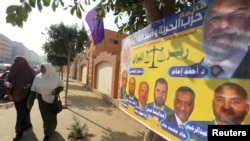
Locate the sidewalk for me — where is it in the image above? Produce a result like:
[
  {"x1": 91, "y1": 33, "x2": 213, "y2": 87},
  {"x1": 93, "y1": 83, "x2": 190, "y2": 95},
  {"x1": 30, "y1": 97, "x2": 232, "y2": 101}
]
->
[{"x1": 0, "y1": 78, "x2": 146, "y2": 141}]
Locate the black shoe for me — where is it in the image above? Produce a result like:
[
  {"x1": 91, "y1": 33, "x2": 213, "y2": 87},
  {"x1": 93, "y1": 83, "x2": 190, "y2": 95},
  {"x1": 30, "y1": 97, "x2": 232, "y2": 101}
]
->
[
  {"x1": 13, "y1": 133, "x2": 23, "y2": 141},
  {"x1": 43, "y1": 135, "x2": 49, "y2": 141}
]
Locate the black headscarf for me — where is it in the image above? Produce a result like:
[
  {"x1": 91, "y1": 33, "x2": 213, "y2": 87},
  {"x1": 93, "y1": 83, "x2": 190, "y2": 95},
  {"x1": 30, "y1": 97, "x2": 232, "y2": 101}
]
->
[{"x1": 7, "y1": 56, "x2": 37, "y2": 102}]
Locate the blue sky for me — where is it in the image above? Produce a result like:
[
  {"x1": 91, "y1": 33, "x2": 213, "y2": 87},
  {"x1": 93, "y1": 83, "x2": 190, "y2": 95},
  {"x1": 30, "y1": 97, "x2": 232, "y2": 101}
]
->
[{"x1": 0, "y1": 1, "x2": 125, "y2": 55}]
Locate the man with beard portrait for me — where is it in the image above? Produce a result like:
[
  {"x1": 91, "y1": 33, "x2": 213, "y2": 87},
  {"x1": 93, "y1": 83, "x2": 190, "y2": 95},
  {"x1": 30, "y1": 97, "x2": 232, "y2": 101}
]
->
[
  {"x1": 196, "y1": 82, "x2": 249, "y2": 125},
  {"x1": 126, "y1": 77, "x2": 139, "y2": 106},
  {"x1": 145, "y1": 77, "x2": 173, "y2": 121},
  {"x1": 120, "y1": 70, "x2": 128, "y2": 99},
  {"x1": 195, "y1": 0, "x2": 250, "y2": 79},
  {"x1": 144, "y1": 78, "x2": 173, "y2": 141}
]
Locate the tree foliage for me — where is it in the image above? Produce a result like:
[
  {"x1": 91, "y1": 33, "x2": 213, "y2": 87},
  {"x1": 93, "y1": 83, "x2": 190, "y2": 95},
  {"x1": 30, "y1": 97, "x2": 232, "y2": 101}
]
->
[
  {"x1": 6, "y1": 0, "x2": 199, "y2": 34},
  {"x1": 42, "y1": 22, "x2": 89, "y2": 67},
  {"x1": 42, "y1": 22, "x2": 89, "y2": 108}
]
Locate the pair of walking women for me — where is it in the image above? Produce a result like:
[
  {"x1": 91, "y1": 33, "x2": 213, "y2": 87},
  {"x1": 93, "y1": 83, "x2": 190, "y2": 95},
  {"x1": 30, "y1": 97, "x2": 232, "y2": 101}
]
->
[{"x1": 6, "y1": 56, "x2": 64, "y2": 141}]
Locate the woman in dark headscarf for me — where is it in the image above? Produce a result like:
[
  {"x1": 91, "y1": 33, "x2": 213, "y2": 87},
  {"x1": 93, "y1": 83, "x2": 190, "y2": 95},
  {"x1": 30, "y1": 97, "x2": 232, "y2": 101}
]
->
[{"x1": 5, "y1": 56, "x2": 37, "y2": 141}]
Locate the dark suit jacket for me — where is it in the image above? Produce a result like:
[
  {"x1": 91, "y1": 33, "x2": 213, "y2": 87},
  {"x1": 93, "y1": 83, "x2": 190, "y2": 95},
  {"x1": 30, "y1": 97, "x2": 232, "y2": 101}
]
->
[
  {"x1": 120, "y1": 87, "x2": 127, "y2": 99},
  {"x1": 166, "y1": 113, "x2": 178, "y2": 126},
  {"x1": 146, "y1": 102, "x2": 173, "y2": 116},
  {"x1": 165, "y1": 114, "x2": 207, "y2": 141},
  {"x1": 126, "y1": 95, "x2": 139, "y2": 106},
  {"x1": 231, "y1": 49, "x2": 250, "y2": 79},
  {"x1": 186, "y1": 120, "x2": 211, "y2": 141},
  {"x1": 192, "y1": 49, "x2": 250, "y2": 79}
]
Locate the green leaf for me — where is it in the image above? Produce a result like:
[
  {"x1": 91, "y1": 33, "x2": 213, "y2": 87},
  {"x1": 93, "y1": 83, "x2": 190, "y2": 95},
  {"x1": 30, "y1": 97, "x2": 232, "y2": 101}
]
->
[
  {"x1": 63, "y1": 7, "x2": 68, "y2": 10},
  {"x1": 52, "y1": 0, "x2": 57, "y2": 11},
  {"x1": 84, "y1": 0, "x2": 90, "y2": 5},
  {"x1": 98, "y1": 8, "x2": 105, "y2": 17},
  {"x1": 15, "y1": 6, "x2": 27, "y2": 24},
  {"x1": 21, "y1": 6, "x2": 29, "y2": 21},
  {"x1": 37, "y1": 0, "x2": 43, "y2": 11},
  {"x1": 114, "y1": 16, "x2": 118, "y2": 24},
  {"x1": 6, "y1": 5, "x2": 18, "y2": 14},
  {"x1": 16, "y1": 6, "x2": 22, "y2": 16},
  {"x1": 29, "y1": 0, "x2": 36, "y2": 8},
  {"x1": 79, "y1": 4, "x2": 85, "y2": 12},
  {"x1": 16, "y1": 16, "x2": 23, "y2": 28},
  {"x1": 6, "y1": 13, "x2": 16, "y2": 24},
  {"x1": 67, "y1": 5, "x2": 73, "y2": 8},
  {"x1": 70, "y1": 6, "x2": 75, "y2": 16},
  {"x1": 76, "y1": 8, "x2": 82, "y2": 19},
  {"x1": 59, "y1": 0, "x2": 64, "y2": 7},
  {"x1": 24, "y1": 2, "x2": 32, "y2": 13},
  {"x1": 11, "y1": 21, "x2": 17, "y2": 26},
  {"x1": 43, "y1": 0, "x2": 51, "y2": 7}
]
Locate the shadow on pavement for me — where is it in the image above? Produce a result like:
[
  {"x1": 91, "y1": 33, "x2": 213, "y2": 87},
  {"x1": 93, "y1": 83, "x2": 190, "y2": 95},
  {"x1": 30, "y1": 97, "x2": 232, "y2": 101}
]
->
[
  {"x1": 66, "y1": 94, "x2": 114, "y2": 115},
  {"x1": 49, "y1": 131, "x2": 66, "y2": 141},
  {"x1": 68, "y1": 109, "x2": 144, "y2": 141},
  {"x1": 67, "y1": 84, "x2": 90, "y2": 92},
  {"x1": 100, "y1": 129, "x2": 144, "y2": 141},
  {"x1": 63, "y1": 79, "x2": 145, "y2": 141},
  {"x1": 1, "y1": 78, "x2": 146, "y2": 141},
  {"x1": 14, "y1": 128, "x2": 39, "y2": 141}
]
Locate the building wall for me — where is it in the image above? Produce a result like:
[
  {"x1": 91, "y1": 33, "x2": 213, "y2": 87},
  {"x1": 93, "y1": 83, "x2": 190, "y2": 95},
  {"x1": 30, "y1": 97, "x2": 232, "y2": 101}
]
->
[
  {"x1": 0, "y1": 34, "x2": 12, "y2": 63},
  {"x1": 0, "y1": 34, "x2": 43, "y2": 65},
  {"x1": 78, "y1": 29, "x2": 128, "y2": 100},
  {"x1": 93, "y1": 52, "x2": 120, "y2": 98}
]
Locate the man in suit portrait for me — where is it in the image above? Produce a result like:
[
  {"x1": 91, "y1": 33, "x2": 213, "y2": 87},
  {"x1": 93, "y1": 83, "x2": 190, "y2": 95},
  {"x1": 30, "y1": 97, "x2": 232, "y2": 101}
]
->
[
  {"x1": 197, "y1": 0, "x2": 250, "y2": 79},
  {"x1": 211, "y1": 82, "x2": 249, "y2": 125},
  {"x1": 120, "y1": 69, "x2": 128, "y2": 99},
  {"x1": 167, "y1": 86, "x2": 195, "y2": 128},
  {"x1": 146, "y1": 77, "x2": 173, "y2": 118},
  {"x1": 144, "y1": 78, "x2": 173, "y2": 141},
  {"x1": 126, "y1": 77, "x2": 139, "y2": 106},
  {"x1": 138, "y1": 81, "x2": 149, "y2": 109},
  {"x1": 187, "y1": 82, "x2": 249, "y2": 141},
  {"x1": 195, "y1": 82, "x2": 249, "y2": 126}
]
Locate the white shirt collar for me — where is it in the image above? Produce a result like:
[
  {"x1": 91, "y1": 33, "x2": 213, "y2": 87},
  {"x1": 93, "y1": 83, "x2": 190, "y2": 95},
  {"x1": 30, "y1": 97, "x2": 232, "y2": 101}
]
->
[{"x1": 174, "y1": 113, "x2": 185, "y2": 126}]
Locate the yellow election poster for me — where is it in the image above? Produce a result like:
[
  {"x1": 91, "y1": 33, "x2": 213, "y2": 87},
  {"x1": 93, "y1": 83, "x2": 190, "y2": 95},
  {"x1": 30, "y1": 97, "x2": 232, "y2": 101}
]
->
[{"x1": 119, "y1": 0, "x2": 250, "y2": 141}]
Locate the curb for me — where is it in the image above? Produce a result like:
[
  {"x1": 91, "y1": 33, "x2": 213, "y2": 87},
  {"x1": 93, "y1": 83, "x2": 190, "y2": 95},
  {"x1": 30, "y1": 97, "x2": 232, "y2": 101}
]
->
[{"x1": 0, "y1": 101, "x2": 14, "y2": 109}]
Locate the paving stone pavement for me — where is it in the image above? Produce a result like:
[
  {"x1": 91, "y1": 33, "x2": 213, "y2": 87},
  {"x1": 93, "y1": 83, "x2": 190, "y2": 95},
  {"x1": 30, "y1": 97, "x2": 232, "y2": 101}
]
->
[{"x1": 0, "y1": 78, "x2": 146, "y2": 141}]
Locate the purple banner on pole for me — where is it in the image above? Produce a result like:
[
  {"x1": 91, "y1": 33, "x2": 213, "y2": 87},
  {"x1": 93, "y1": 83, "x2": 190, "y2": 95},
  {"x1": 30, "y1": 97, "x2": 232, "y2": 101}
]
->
[{"x1": 85, "y1": 3, "x2": 104, "y2": 45}]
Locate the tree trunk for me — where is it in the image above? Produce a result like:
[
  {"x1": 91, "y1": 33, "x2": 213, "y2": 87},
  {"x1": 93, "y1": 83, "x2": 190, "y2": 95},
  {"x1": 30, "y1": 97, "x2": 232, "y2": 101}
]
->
[
  {"x1": 64, "y1": 42, "x2": 72, "y2": 109},
  {"x1": 142, "y1": 1, "x2": 175, "y2": 140},
  {"x1": 142, "y1": 0, "x2": 175, "y2": 23},
  {"x1": 60, "y1": 66, "x2": 63, "y2": 79}
]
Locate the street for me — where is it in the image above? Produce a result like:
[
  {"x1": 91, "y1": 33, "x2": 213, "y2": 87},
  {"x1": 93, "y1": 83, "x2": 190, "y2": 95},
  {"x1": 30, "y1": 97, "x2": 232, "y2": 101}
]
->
[{"x1": 0, "y1": 78, "x2": 146, "y2": 141}]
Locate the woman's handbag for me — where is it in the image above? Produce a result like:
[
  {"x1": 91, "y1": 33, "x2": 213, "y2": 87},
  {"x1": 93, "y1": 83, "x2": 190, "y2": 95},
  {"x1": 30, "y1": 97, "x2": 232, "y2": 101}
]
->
[{"x1": 52, "y1": 95, "x2": 63, "y2": 113}]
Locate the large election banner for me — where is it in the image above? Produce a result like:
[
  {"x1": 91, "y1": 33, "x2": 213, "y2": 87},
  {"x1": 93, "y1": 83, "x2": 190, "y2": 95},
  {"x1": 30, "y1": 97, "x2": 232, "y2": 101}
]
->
[{"x1": 119, "y1": 0, "x2": 250, "y2": 141}]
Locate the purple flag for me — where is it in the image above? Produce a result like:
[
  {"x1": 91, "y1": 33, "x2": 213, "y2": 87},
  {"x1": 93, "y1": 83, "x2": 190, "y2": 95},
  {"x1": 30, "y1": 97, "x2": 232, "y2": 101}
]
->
[{"x1": 85, "y1": 3, "x2": 104, "y2": 45}]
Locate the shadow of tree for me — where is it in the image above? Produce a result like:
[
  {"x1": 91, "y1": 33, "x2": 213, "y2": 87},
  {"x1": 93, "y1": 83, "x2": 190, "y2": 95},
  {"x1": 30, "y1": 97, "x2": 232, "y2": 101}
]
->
[
  {"x1": 20, "y1": 128, "x2": 39, "y2": 141},
  {"x1": 67, "y1": 84, "x2": 90, "y2": 92},
  {"x1": 99, "y1": 128, "x2": 144, "y2": 141},
  {"x1": 49, "y1": 131, "x2": 66, "y2": 141},
  {"x1": 63, "y1": 82, "x2": 115, "y2": 115},
  {"x1": 66, "y1": 94, "x2": 114, "y2": 115},
  {"x1": 62, "y1": 79, "x2": 145, "y2": 141},
  {"x1": 68, "y1": 109, "x2": 144, "y2": 141}
]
